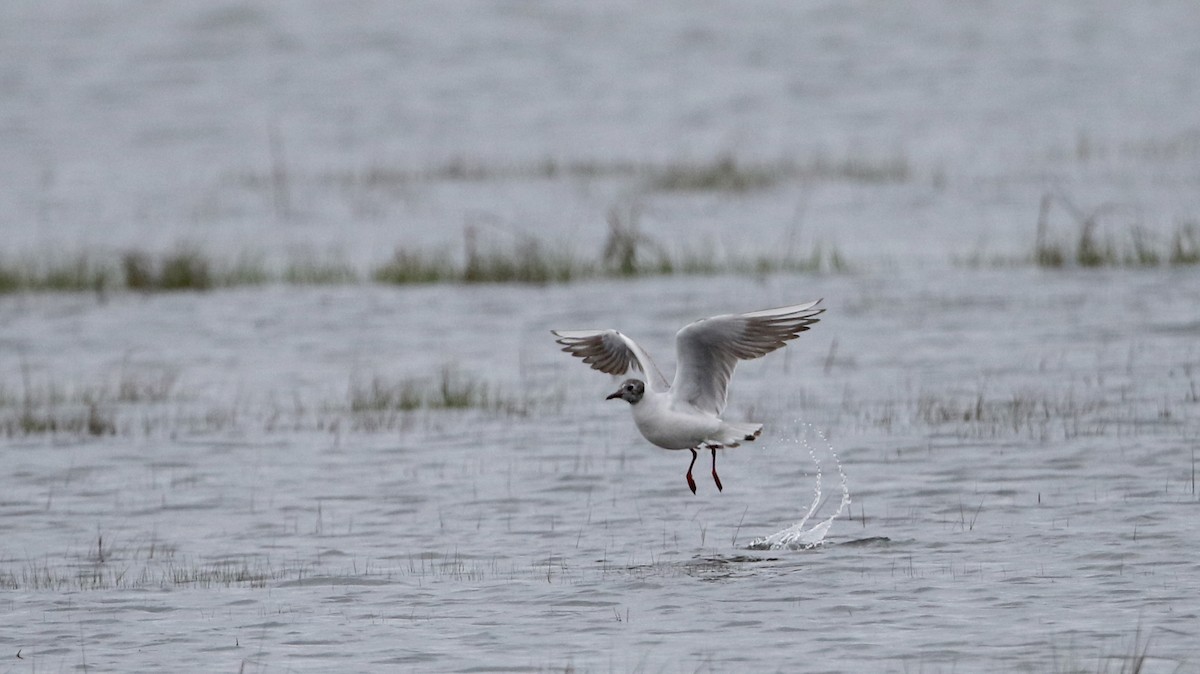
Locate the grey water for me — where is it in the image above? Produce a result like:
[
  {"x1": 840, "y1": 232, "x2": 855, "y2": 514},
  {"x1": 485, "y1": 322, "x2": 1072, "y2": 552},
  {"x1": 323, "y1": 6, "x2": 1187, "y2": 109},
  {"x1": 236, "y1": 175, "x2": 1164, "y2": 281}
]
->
[{"x1": 3, "y1": 2, "x2": 1200, "y2": 672}]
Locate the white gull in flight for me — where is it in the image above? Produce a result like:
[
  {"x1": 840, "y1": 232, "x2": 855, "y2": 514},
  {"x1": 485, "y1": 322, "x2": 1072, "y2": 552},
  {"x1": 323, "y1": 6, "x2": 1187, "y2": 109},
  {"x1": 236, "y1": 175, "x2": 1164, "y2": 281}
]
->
[{"x1": 552, "y1": 300, "x2": 824, "y2": 493}]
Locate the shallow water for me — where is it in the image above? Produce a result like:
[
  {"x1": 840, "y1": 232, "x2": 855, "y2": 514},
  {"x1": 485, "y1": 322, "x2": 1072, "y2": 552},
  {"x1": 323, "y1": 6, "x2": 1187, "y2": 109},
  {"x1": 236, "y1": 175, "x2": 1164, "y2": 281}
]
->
[
  {"x1": 3, "y1": 1, "x2": 1200, "y2": 672},
  {"x1": 3, "y1": 269, "x2": 1198, "y2": 672}
]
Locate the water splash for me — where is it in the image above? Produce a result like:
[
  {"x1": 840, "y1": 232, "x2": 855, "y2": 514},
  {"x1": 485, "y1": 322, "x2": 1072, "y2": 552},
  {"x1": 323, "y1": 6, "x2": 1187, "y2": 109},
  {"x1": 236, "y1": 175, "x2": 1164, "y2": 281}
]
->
[{"x1": 747, "y1": 422, "x2": 851, "y2": 550}]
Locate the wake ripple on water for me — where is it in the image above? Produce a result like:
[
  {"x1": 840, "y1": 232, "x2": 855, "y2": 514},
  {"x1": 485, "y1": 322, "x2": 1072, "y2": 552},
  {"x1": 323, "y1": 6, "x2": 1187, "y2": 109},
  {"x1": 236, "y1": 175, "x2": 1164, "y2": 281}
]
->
[{"x1": 747, "y1": 423, "x2": 852, "y2": 551}]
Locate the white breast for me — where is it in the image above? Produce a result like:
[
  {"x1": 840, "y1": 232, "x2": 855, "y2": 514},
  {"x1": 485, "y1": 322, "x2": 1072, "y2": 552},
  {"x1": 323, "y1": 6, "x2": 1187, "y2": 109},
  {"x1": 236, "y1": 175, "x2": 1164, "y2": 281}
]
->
[{"x1": 629, "y1": 391, "x2": 721, "y2": 450}]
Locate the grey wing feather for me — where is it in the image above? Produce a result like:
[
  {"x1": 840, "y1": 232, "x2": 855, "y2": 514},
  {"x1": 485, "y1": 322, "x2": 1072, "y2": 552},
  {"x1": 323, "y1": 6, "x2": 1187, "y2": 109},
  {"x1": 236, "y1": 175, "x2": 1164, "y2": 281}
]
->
[
  {"x1": 671, "y1": 300, "x2": 824, "y2": 414},
  {"x1": 551, "y1": 329, "x2": 669, "y2": 391}
]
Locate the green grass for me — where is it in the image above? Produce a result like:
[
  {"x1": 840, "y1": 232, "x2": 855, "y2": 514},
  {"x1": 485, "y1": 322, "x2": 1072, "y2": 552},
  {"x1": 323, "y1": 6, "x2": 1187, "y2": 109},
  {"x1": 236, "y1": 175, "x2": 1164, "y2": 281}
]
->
[
  {"x1": 1033, "y1": 221, "x2": 1200, "y2": 269},
  {"x1": 647, "y1": 155, "x2": 784, "y2": 191},
  {"x1": 348, "y1": 376, "x2": 425, "y2": 413},
  {"x1": 847, "y1": 378, "x2": 1187, "y2": 442},
  {"x1": 372, "y1": 213, "x2": 849, "y2": 286},
  {"x1": 959, "y1": 194, "x2": 1200, "y2": 270},
  {"x1": 348, "y1": 368, "x2": 519, "y2": 418},
  {"x1": 2, "y1": 364, "x2": 534, "y2": 438},
  {"x1": 0, "y1": 253, "x2": 114, "y2": 293},
  {"x1": 372, "y1": 248, "x2": 456, "y2": 284},
  {"x1": 0, "y1": 551, "x2": 276, "y2": 591},
  {"x1": 463, "y1": 236, "x2": 580, "y2": 284},
  {"x1": 1, "y1": 213, "x2": 849, "y2": 294},
  {"x1": 0, "y1": 237, "x2": 850, "y2": 292},
  {"x1": 284, "y1": 252, "x2": 360, "y2": 284},
  {"x1": 367, "y1": 226, "x2": 847, "y2": 287},
  {"x1": 644, "y1": 154, "x2": 910, "y2": 192},
  {"x1": 0, "y1": 366, "x2": 179, "y2": 437},
  {"x1": 124, "y1": 248, "x2": 223, "y2": 290},
  {"x1": 1169, "y1": 222, "x2": 1200, "y2": 264},
  {"x1": 0, "y1": 247, "x2": 342, "y2": 294},
  {"x1": 1031, "y1": 194, "x2": 1200, "y2": 269},
  {"x1": 0, "y1": 546, "x2": 542, "y2": 591},
  {"x1": 343, "y1": 367, "x2": 537, "y2": 431},
  {"x1": 320, "y1": 152, "x2": 913, "y2": 192},
  {"x1": 7, "y1": 403, "x2": 115, "y2": 436}
]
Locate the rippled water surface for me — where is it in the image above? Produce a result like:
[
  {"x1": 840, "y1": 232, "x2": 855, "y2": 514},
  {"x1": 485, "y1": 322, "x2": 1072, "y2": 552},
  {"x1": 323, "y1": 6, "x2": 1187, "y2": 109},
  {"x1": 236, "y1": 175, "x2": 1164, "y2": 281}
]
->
[
  {"x1": 4, "y1": 271, "x2": 1198, "y2": 672},
  {"x1": 3, "y1": 1, "x2": 1200, "y2": 672}
]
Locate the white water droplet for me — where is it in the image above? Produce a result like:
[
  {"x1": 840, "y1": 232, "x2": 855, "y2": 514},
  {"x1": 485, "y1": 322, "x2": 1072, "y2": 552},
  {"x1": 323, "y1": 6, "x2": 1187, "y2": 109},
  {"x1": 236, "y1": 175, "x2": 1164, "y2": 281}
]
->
[{"x1": 747, "y1": 422, "x2": 851, "y2": 550}]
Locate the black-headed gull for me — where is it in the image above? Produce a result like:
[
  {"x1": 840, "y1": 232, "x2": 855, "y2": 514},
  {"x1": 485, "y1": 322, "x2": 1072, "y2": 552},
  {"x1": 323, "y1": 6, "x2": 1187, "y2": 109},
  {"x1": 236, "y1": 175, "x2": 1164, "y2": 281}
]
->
[{"x1": 552, "y1": 300, "x2": 824, "y2": 493}]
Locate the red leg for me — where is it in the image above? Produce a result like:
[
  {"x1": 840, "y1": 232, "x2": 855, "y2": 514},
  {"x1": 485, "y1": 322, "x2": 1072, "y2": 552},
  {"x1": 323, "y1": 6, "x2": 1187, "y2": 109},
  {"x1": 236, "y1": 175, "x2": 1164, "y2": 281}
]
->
[
  {"x1": 686, "y1": 448, "x2": 698, "y2": 494},
  {"x1": 710, "y1": 447, "x2": 723, "y2": 492}
]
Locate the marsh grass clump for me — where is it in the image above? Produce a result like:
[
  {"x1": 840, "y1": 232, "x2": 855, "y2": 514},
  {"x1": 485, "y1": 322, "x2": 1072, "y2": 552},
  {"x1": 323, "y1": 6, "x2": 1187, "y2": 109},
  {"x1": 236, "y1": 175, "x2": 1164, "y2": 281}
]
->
[
  {"x1": 156, "y1": 249, "x2": 213, "y2": 290},
  {"x1": 642, "y1": 153, "x2": 911, "y2": 192},
  {"x1": 39, "y1": 253, "x2": 112, "y2": 292},
  {"x1": 284, "y1": 252, "x2": 360, "y2": 284},
  {"x1": 368, "y1": 229, "x2": 845, "y2": 286},
  {"x1": 730, "y1": 243, "x2": 851, "y2": 275},
  {"x1": 853, "y1": 383, "x2": 1147, "y2": 440},
  {"x1": 1030, "y1": 193, "x2": 1200, "y2": 269},
  {"x1": 123, "y1": 247, "x2": 214, "y2": 291},
  {"x1": 349, "y1": 377, "x2": 424, "y2": 413},
  {"x1": 220, "y1": 252, "x2": 271, "y2": 286},
  {"x1": 601, "y1": 208, "x2": 850, "y2": 278},
  {"x1": 0, "y1": 252, "x2": 114, "y2": 293},
  {"x1": 434, "y1": 368, "x2": 498, "y2": 409},
  {"x1": 602, "y1": 207, "x2": 671, "y2": 276},
  {"x1": 463, "y1": 226, "x2": 582, "y2": 284},
  {"x1": 121, "y1": 251, "x2": 155, "y2": 289},
  {"x1": 372, "y1": 249, "x2": 456, "y2": 285},
  {"x1": 1169, "y1": 222, "x2": 1200, "y2": 265},
  {"x1": 2, "y1": 365, "x2": 538, "y2": 437},
  {"x1": 168, "y1": 560, "x2": 271, "y2": 588},
  {"x1": 6, "y1": 402, "x2": 116, "y2": 437},
  {"x1": 4, "y1": 217, "x2": 851, "y2": 295},
  {"x1": 1, "y1": 366, "x2": 181, "y2": 437},
  {"x1": 1035, "y1": 220, "x2": 1200, "y2": 269},
  {"x1": 349, "y1": 368, "x2": 514, "y2": 414},
  {"x1": 124, "y1": 247, "x2": 275, "y2": 290},
  {"x1": 316, "y1": 152, "x2": 912, "y2": 193},
  {"x1": 345, "y1": 368, "x2": 526, "y2": 430},
  {"x1": 0, "y1": 552, "x2": 280, "y2": 591},
  {"x1": 0, "y1": 372, "x2": 116, "y2": 437},
  {"x1": 115, "y1": 366, "x2": 178, "y2": 403},
  {"x1": 1073, "y1": 220, "x2": 1117, "y2": 268},
  {"x1": 811, "y1": 154, "x2": 911, "y2": 184},
  {"x1": 372, "y1": 229, "x2": 585, "y2": 286},
  {"x1": 648, "y1": 155, "x2": 783, "y2": 192}
]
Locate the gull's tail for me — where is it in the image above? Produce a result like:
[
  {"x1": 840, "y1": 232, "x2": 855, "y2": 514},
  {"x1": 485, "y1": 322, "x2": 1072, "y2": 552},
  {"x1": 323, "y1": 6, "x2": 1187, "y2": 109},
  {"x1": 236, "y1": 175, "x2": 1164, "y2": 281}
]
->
[{"x1": 704, "y1": 421, "x2": 763, "y2": 449}]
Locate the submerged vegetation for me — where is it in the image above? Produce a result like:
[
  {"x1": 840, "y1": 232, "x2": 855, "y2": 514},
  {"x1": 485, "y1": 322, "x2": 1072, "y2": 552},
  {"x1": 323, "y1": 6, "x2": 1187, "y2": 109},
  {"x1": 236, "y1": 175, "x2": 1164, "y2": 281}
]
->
[
  {"x1": 847, "y1": 375, "x2": 1197, "y2": 442},
  {"x1": 639, "y1": 153, "x2": 910, "y2": 191},
  {"x1": 345, "y1": 367, "x2": 529, "y2": 431},
  {"x1": 0, "y1": 246, "x2": 278, "y2": 294},
  {"x1": 372, "y1": 210, "x2": 849, "y2": 286},
  {"x1": 0, "y1": 364, "x2": 176, "y2": 437},
  {"x1": 0, "y1": 542, "x2": 554, "y2": 592},
  {"x1": 1032, "y1": 194, "x2": 1200, "y2": 269},
  {"x1": 0, "y1": 214, "x2": 848, "y2": 294},
  {"x1": 1, "y1": 365, "x2": 534, "y2": 438},
  {"x1": 307, "y1": 152, "x2": 914, "y2": 193},
  {"x1": 960, "y1": 193, "x2": 1200, "y2": 270}
]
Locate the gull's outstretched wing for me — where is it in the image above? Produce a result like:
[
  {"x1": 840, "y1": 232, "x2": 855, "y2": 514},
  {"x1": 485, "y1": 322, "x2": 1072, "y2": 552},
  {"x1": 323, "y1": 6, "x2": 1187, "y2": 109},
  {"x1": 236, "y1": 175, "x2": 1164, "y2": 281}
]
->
[
  {"x1": 551, "y1": 329, "x2": 669, "y2": 391},
  {"x1": 671, "y1": 300, "x2": 824, "y2": 415}
]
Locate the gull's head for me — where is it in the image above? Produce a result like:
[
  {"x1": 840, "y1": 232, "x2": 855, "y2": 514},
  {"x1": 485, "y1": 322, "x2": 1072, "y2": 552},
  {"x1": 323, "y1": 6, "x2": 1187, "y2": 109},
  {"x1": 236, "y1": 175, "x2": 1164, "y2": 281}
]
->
[{"x1": 605, "y1": 378, "x2": 644, "y2": 405}]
